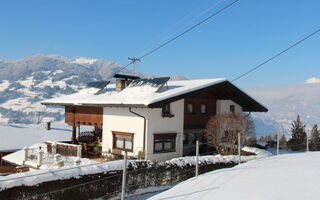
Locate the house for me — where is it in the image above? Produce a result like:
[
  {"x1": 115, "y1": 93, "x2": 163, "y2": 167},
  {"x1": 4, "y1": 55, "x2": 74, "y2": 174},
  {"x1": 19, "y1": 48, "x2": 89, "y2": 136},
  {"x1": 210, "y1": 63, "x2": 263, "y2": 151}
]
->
[{"x1": 41, "y1": 75, "x2": 267, "y2": 162}]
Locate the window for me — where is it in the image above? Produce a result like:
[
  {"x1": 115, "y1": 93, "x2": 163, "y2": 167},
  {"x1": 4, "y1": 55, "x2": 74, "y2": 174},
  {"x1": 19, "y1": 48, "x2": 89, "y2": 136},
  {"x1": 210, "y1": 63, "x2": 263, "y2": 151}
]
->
[
  {"x1": 200, "y1": 104, "x2": 206, "y2": 114},
  {"x1": 154, "y1": 133, "x2": 176, "y2": 153},
  {"x1": 187, "y1": 103, "x2": 194, "y2": 114},
  {"x1": 161, "y1": 103, "x2": 175, "y2": 118},
  {"x1": 162, "y1": 104, "x2": 170, "y2": 114},
  {"x1": 112, "y1": 131, "x2": 134, "y2": 152},
  {"x1": 230, "y1": 105, "x2": 235, "y2": 113}
]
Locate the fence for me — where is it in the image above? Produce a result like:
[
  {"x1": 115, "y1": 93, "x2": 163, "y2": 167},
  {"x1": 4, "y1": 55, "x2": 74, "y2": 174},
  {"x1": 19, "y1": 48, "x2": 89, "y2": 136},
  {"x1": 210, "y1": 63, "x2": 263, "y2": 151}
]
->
[
  {"x1": 45, "y1": 142, "x2": 81, "y2": 157},
  {"x1": 0, "y1": 140, "x2": 244, "y2": 200},
  {"x1": 0, "y1": 135, "x2": 288, "y2": 200},
  {"x1": 0, "y1": 159, "x2": 236, "y2": 200}
]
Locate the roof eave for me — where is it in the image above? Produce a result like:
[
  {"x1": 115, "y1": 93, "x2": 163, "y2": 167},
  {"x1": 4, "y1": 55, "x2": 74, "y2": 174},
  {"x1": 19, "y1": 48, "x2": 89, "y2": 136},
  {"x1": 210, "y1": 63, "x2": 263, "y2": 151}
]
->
[
  {"x1": 148, "y1": 80, "x2": 268, "y2": 112},
  {"x1": 41, "y1": 102, "x2": 148, "y2": 108}
]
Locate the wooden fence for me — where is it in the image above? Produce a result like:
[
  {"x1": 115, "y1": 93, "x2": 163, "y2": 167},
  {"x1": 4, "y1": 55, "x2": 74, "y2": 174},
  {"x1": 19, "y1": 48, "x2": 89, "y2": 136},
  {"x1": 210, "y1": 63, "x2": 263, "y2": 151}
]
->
[{"x1": 45, "y1": 142, "x2": 79, "y2": 157}]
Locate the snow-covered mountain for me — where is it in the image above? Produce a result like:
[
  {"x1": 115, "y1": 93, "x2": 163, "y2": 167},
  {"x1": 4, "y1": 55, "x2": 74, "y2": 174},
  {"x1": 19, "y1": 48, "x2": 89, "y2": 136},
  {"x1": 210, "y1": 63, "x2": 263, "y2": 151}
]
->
[
  {"x1": 1, "y1": 54, "x2": 317, "y2": 139},
  {"x1": 247, "y1": 80, "x2": 320, "y2": 138},
  {"x1": 0, "y1": 54, "x2": 187, "y2": 124}
]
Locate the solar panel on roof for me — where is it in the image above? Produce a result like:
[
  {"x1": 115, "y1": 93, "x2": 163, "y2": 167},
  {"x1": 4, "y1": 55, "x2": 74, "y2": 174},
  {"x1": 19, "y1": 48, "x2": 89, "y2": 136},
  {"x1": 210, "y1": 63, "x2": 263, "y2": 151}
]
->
[
  {"x1": 87, "y1": 81, "x2": 110, "y2": 89},
  {"x1": 128, "y1": 77, "x2": 170, "y2": 92}
]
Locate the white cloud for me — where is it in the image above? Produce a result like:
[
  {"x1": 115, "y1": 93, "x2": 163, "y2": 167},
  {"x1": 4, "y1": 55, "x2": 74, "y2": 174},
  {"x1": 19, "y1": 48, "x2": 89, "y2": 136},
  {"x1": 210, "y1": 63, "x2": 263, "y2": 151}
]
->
[{"x1": 305, "y1": 77, "x2": 320, "y2": 84}]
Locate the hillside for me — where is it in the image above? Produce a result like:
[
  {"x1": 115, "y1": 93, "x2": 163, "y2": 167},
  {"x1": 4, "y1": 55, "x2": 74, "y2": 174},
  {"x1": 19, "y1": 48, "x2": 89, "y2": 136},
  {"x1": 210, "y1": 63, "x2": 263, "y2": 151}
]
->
[
  {"x1": 0, "y1": 55, "x2": 186, "y2": 124},
  {"x1": 149, "y1": 152, "x2": 320, "y2": 200}
]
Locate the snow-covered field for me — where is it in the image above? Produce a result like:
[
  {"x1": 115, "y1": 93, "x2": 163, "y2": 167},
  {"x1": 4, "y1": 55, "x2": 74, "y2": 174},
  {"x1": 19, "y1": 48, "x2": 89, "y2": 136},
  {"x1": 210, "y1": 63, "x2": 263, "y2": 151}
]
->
[
  {"x1": 0, "y1": 122, "x2": 72, "y2": 151},
  {"x1": 149, "y1": 152, "x2": 320, "y2": 200}
]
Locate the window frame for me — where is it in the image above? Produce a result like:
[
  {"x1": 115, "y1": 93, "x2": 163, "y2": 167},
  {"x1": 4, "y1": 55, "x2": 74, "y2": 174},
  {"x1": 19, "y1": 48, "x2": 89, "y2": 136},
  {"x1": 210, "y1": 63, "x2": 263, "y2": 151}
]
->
[
  {"x1": 230, "y1": 105, "x2": 235, "y2": 113},
  {"x1": 161, "y1": 103, "x2": 175, "y2": 118},
  {"x1": 162, "y1": 103, "x2": 170, "y2": 114},
  {"x1": 200, "y1": 103, "x2": 207, "y2": 114},
  {"x1": 112, "y1": 131, "x2": 134, "y2": 152},
  {"x1": 187, "y1": 103, "x2": 195, "y2": 114},
  {"x1": 153, "y1": 133, "x2": 177, "y2": 153}
]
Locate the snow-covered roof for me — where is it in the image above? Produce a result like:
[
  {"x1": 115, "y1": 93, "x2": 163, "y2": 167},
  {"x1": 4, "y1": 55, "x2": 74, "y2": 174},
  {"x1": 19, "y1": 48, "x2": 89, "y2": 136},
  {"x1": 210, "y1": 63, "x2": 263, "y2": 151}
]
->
[
  {"x1": 42, "y1": 78, "x2": 226, "y2": 107},
  {"x1": 41, "y1": 78, "x2": 268, "y2": 112}
]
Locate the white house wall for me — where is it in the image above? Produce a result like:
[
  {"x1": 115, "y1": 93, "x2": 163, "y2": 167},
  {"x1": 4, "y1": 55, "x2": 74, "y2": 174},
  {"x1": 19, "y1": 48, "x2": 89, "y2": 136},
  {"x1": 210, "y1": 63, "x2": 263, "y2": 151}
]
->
[
  {"x1": 216, "y1": 100, "x2": 242, "y2": 114},
  {"x1": 102, "y1": 107, "x2": 146, "y2": 157},
  {"x1": 146, "y1": 99, "x2": 184, "y2": 162},
  {"x1": 102, "y1": 99, "x2": 184, "y2": 162}
]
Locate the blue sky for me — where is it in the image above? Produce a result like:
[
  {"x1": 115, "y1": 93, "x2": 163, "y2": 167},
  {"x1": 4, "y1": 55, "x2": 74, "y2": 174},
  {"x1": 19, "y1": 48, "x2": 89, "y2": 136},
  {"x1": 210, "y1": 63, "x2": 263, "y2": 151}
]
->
[{"x1": 0, "y1": 0, "x2": 319, "y2": 87}]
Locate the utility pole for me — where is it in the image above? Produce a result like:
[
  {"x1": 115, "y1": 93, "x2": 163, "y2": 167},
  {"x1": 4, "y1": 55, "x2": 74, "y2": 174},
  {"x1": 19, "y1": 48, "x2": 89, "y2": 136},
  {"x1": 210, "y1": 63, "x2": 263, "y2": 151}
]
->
[
  {"x1": 238, "y1": 132, "x2": 241, "y2": 165},
  {"x1": 128, "y1": 57, "x2": 140, "y2": 75},
  {"x1": 277, "y1": 130, "x2": 280, "y2": 156},
  {"x1": 121, "y1": 151, "x2": 127, "y2": 200},
  {"x1": 195, "y1": 140, "x2": 199, "y2": 177},
  {"x1": 306, "y1": 130, "x2": 309, "y2": 152}
]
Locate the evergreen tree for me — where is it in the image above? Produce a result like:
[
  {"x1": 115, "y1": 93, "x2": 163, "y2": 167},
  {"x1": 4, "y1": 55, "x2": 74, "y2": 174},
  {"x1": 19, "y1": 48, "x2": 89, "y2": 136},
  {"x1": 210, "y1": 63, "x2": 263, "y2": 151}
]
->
[
  {"x1": 291, "y1": 115, "x2": 306, "y2": 140},
  {"x1": 310, "y1": 124, "x2": 320, "y2": 151},
  {"x1": 287, "y1": 115, "x2": 307, "y2": 151}
]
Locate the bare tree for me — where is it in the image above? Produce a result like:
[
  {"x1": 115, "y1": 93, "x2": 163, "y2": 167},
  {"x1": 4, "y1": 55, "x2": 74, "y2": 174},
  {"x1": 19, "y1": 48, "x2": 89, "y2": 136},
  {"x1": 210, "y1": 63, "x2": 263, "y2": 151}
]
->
[{"x1": 205, "y1": 113, "x2": 255, "y2": 155}]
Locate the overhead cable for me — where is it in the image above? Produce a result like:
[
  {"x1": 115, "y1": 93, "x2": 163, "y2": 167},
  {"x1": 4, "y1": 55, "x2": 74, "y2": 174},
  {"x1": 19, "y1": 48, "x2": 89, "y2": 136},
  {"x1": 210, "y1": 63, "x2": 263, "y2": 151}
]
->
[
  {"x1": 231, "y1": 28, "x2": 320, "y2": 82},
  {"x1": 116, "y1": 0, "x2": 240, "y2": 74}
]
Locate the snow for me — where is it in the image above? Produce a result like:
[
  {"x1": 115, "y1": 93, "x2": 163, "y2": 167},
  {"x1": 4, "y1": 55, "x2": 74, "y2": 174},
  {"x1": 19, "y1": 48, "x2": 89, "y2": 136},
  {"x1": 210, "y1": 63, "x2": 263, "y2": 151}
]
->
[
  {"x1": 3, "y1": 143, "x2": 95, "y2": 168},
  {"x1": 0, "y1": 123, "x2": 73, "y2": 151},
  {"x1": 0, "y1": 80, "x2": 10, "y2": 92},
  {"x1": 0, "y1": 159, "x2": 124, "y2": 190},
  {"x1": 18, "y1": 77, "x2": 34, "y2": 88},
  {"x1": 53, "y1": 70, "x2": 64, "y2": 75},
  {"x1": 150, "y1": 152, "x2": 320, "y2": 200},
  {"x1": 113, "y1": 185, "x2": 174, "y2": 200},
  {"x1": 1, "y1": 97, "x2": 37, "y2": 111},
  {"x1": 0, "y1": 147, "x2": 269, "y2": 191},
  {"x1": 0, "y1": 113, "x2": 9, "y2": 123},
  {"x1": 256, "y1": 141, "x2": 267, "y2": 147},
  {"x1": 164, "y1": 147, "x2": 271, "y2": 167},
  {"x1": 70, "y1": 57, "x2": 98, "y2": 65},
  {"x1": 42, "y1": 78, "x2": 226, "y2": 106}
]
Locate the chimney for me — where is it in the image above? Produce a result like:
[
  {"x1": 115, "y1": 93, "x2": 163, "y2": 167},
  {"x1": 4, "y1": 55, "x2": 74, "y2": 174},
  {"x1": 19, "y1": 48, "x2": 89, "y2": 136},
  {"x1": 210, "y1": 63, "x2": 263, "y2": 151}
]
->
[
  {"x1": 116, "y1": 79, "x2": 132, "y2": 92},
  {"x1": 114, "y1": 74, "x2": 140, "y2": 92}
]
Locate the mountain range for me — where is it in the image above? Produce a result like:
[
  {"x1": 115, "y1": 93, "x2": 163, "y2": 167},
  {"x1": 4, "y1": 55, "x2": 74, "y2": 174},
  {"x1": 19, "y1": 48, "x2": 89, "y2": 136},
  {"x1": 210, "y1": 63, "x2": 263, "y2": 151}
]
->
[
  {"x1": 0, "y1": 54, "x2": 185, "y2": 124},
  {"x1": 0, "y1": 54, "x2": 318, "y2": 139},
  {"x1": 247, "y1": 79, "x2": 320, "y2": 138}
]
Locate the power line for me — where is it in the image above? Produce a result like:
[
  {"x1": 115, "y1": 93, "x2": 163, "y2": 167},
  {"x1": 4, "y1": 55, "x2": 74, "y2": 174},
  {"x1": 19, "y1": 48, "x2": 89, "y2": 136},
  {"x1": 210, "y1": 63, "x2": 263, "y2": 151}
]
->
[
  {"x1": 231, "y1": 28, "x2": 320, "y2": 82},
  {"x1": 116, "y1": 0, "x2": 240, "y2": 75},
  {"x1": 137, "y1": 0, "x2": 225, "y2": 58},
  {"x1": 136, "y1": 0, "x2": 217, "y2": 56}
]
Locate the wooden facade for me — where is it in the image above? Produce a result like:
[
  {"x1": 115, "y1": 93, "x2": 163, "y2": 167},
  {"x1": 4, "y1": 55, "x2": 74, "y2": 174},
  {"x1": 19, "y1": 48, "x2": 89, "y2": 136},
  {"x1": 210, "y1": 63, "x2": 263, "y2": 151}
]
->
[
  {"x1": 183, "y1": 91, "x2": 217, "y2": 130},
  {"x1": 149, "y1": 81, "x2": 268, "y2": 112},
  {"x1": 65, "y1": 106, "x2": 103, "y2": 143},
  {"x1": 65, "y1": 106, "x2": 103, "y2": 128}
]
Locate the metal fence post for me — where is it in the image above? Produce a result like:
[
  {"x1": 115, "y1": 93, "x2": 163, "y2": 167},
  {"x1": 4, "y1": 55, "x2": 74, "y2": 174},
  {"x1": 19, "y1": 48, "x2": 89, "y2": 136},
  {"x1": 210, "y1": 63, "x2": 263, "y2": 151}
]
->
[
  {"x1": 238, "y1": 132, "x2": 241, "y2": 165},
  {"x1": 277, "y1": 130, "x2": 280, "y2": 155},
  {"x1": 306, "y1": 131, "x2": 309, "y2": 152},
  {"x1": 121, "y1": 151, "x2": 127, "y2": 200},
  {"x1": 196, "y1": 140, "x2": 199, "y2": 177}
]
